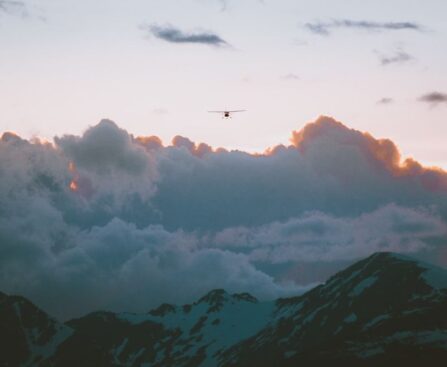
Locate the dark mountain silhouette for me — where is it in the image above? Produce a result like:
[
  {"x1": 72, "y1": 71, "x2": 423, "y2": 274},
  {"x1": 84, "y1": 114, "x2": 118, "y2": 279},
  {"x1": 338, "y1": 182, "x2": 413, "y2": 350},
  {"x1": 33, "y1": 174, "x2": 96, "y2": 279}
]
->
[{"x1": 1, "y1": 252, "x2": 447, "y2": 366}]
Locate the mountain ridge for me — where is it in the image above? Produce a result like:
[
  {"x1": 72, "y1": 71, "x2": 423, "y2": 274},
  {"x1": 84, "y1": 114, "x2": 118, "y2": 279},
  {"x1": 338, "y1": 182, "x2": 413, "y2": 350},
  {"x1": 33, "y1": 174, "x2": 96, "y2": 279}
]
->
[{"x1": 1, "y1": 252, "x2": 447, "y2": 366}]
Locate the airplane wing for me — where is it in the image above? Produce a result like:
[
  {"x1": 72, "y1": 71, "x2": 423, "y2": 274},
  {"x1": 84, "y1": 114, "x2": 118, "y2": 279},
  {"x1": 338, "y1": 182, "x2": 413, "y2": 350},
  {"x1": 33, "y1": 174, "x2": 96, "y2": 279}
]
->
[
  {"x1": 208, "y1": 111, "x2": 226, "y2": 113},
  {"x1": 227, "y1": 110, "x2": 246, "y2": 113}
]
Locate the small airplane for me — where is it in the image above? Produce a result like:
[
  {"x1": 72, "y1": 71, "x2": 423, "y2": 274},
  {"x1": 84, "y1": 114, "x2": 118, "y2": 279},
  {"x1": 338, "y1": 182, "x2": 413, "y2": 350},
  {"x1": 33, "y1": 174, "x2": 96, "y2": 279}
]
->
[{"x1": 208, "y1": 110, "x2": 246, "y2": 118}]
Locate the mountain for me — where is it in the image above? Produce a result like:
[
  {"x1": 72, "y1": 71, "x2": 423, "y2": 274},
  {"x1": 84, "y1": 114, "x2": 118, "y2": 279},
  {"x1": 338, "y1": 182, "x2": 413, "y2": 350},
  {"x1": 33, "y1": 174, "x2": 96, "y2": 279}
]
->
[
  {"x1": 48, "y1": 289, "x2": 273, "y2": 367},
  {"x1": 221, "y1": 252, "x2": 447, "y2": 366},
  {"x1": 1, "y1": 252, "x2": 447, "y2": 366},
  {"x1": 0, "y1": 292, "x2": 73, "y2": 367}
]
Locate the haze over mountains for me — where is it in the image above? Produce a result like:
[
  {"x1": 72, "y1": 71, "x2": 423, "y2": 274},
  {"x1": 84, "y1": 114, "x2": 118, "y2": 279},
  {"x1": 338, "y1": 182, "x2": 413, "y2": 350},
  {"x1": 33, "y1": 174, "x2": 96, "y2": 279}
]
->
[
  {"x1": 1, "y1": 116, "x2": 447, "y2": 319},
  {"x1": 2, "y1": 252, "x2": 447, "y2": 366}
]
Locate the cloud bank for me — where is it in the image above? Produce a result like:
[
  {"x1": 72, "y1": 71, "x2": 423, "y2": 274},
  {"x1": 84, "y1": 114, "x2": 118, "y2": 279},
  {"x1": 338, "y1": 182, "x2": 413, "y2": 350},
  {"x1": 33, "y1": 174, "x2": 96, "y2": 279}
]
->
[
  {"x1": 1, "y1": 116, "x2": 447, "y2": 319},
  {"x1": 305, "y1": 19, "x2": 422, "y2": 36}
]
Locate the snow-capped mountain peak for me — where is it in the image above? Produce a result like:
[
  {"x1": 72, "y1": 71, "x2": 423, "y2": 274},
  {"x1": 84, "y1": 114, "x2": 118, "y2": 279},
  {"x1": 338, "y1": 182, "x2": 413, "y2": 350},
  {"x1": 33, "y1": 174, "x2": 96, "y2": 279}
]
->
[{"x1": 1, "y1": 252, "x2": 447, "y2": 366}]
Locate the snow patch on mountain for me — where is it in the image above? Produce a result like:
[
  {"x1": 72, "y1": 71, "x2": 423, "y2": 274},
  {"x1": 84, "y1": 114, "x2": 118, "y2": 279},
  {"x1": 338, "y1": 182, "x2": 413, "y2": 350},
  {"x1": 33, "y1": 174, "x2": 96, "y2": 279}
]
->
[
  {"x1": 118, "y1": 290, "x2": 275, "y2": 366},
  {"x1": 349, "y1": 276, "x2": 378, "y2": 297},
  {"x1": 388, "y1": 253, "x2": 447, "y2": 290},
  {"x1": 363, "y1": 314, "x2": 391, "y2": 330},
  {"x1": 421, "y1": 266, "x2": 447, "y2": 290},
  {"x1": 344, "y1": 313, "x2": 358, "y2": 323}
]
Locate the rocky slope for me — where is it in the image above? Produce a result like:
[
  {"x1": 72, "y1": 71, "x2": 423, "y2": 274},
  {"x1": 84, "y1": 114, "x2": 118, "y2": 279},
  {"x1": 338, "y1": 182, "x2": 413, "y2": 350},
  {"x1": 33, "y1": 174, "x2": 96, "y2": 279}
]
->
[
  {"x1": 221, "y1": 252, "x2": 447, "y2": 366},
  {"x1": 0, "y1": 292, "x2": 72, "y2": 367},
  {"x1": 1, "y1": 252, "x2": 447, "y2": 366}
]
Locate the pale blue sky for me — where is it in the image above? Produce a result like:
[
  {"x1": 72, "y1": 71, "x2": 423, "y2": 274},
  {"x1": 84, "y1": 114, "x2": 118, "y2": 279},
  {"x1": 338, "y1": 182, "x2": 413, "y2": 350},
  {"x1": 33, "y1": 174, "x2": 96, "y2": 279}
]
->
[{"x1": 1, "y1": 0, "x2": 446, "y2": 166}]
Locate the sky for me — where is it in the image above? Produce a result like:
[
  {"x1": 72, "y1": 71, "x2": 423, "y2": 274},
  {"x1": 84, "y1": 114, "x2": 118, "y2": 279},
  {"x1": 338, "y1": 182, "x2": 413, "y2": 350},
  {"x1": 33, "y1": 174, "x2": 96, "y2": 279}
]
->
[
  {"x1": 1, "y1": 1, "x2": 447, "y2": 320},
  {"x1": 1, "y1": 0, "x2": 447, "y2": 166}
]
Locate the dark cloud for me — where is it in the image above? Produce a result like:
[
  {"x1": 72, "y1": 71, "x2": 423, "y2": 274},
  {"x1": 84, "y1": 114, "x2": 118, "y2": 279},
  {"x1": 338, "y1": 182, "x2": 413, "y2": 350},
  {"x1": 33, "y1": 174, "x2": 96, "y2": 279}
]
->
[
  {"x1": 379, "y1": 49, "x2": 413, "y2": 65},
  {"x1": 377, "y1": 97, "x2": 394, "y2": 105},
  {"x1": 305, "y1": 19, "x2": 422, "y2": 36},
  {"x1": 419, "y1": 92, "x2": 447, "y2": 106},
  {"x1": 0, "y1": 0, "x2": 26, "y2": 16},
  {"x1": 1, "y1": 116, "x2": 447, "y2": 319},
  {"x1": 144, "y1": 24, "x2": 228, "y2": 47},
  {"x1": 54, "y1": 119, "x2": 158, "y2": 204}
]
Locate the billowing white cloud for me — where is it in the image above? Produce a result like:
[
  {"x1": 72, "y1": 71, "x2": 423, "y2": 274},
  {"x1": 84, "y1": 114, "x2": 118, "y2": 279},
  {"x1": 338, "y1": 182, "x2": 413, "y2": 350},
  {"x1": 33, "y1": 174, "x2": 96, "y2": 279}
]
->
[{"x1": 1, "y1": 116, "x2": 447, "y2": 319}]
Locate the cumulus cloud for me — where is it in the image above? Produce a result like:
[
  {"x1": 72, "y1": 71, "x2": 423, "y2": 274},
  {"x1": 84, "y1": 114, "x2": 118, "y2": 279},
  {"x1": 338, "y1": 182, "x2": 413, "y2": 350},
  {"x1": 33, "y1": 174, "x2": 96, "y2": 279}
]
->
[
  {"x1": 171, "y1": 135, "x2": 213, "y2": 157},
  {"x1": 143, "y1": 24, "x2": 228, "y2": 47},
  {"x1": 54, "y1": 119, "x2": 157, "y2": 205},
  {"x1": 1, "y1": 116, "x2": 447, "y2": 319},
  {"x1": 305, "y1": 19, "x2": 422, "y2": 36},
  {"x1": 18, "y1": 218, "x2": 297, "y2": 319},
  {"x1": 419, "y1": 92, "x2": 447, "y2": 106}
]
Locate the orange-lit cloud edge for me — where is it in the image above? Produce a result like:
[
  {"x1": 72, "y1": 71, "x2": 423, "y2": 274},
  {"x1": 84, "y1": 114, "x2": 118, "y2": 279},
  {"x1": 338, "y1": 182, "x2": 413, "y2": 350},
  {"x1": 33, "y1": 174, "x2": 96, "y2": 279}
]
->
[
  {"x1": 3, "y1": 115, "x2": 447, "y2": 193},
  {"x1": 135, "y1": 116, "x2": 447, "y2": 192}
]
